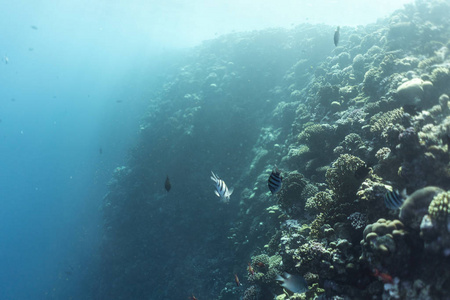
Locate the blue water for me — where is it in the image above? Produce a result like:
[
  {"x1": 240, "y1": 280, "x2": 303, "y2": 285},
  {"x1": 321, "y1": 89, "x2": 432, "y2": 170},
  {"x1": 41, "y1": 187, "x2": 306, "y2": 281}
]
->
[
  {"x1": 0, "y1": 1, "x2": 414, "y2": 299},
  {"x1": 0, "y1": 2, "x2": 158, "y2": 298}
]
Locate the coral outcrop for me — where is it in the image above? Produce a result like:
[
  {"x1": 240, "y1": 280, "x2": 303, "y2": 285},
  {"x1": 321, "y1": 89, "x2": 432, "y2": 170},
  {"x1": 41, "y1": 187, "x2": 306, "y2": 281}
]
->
[{"x1": 97, "y1": 1, "x2": 450, "y2": 299}]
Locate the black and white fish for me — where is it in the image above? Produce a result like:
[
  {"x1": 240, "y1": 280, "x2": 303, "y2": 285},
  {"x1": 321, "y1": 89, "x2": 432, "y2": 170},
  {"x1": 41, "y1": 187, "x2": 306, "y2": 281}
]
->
[
  {"x1": 211, "y1": 171, "x2": 233, "y2": 203},
  {"x1": 276, "y1": 272, "x2": 308, "y2": 294},
  {"x1": 384, "y1": 189, "x2": 406, "y2": 209},
  {"x1": 268, "y1": 166, "x2": 282, "y2": 194}
]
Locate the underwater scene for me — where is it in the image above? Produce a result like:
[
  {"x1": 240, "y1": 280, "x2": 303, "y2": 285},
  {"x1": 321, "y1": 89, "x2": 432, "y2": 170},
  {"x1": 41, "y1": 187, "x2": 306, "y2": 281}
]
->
[{"x1": 3, "y1": 0, "x2": 450, "y2": 299}]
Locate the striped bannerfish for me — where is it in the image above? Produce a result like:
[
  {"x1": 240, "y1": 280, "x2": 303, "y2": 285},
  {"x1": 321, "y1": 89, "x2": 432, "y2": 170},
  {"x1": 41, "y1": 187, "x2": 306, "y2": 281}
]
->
[
  {"x1": 384, "y1": 189, "x2": 406, "y2": 209},
  {"x1": 210, "y1": 171, "x2": 233, "y2": 203},
  {"x1": 268, "y1": 166, "x2": 282, "y2": 194}
]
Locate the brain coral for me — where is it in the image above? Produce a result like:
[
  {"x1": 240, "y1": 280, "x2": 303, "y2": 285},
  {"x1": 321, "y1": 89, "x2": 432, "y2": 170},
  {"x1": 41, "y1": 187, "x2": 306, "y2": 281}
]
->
[
  {"x1": 396, "y1": 78, "x2": 424, "y2": 103},
  {"x1": 399, "y1": 186, "x2": 445, "y2": 229}
]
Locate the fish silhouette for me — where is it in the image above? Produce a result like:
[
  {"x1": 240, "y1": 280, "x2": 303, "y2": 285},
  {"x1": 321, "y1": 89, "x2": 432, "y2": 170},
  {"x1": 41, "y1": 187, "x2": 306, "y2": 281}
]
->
[
  {"x1": 334, "y1": 26, "x2": 340, "y2": 46},
  {"x1": 165, "y1": 176, "x2": 171, "y2": 192}
]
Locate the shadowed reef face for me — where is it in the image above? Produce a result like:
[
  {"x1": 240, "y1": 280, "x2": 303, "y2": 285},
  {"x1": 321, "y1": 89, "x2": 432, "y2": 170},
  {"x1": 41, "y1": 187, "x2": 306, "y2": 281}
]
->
[{"x1": 97, "y1": 1, "x2": 450, "y2": 299}]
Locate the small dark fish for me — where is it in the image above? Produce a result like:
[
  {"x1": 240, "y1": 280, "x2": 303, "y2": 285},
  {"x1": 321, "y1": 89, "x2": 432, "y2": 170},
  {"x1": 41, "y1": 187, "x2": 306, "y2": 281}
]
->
[
  {"x1": 384, "y1": 190, "x2": 405, "y2": 209},
  {"x1": 31, "y1": 25, "x2": 38, "y2": 30},
  {"x1": 373, "y1": 268, "x2": 393, "y2": 284},
  {"x1": 268, "y1": 166, "x2": 282, "y2": 194},
  {"x1": 234, "y1": 274, "x2": 241, "y2": 286},
  {"x1": 334, "y1": 26, "x2": 340, "y2": 46},
  {"x1": 28, "y1": 47, "x2": 34, "y2": 51},
  {"x1": 256, "y1": 262, "x2": 266, "y2": 269},
  {"x1": 354, "y1": 163, "x2": 372, "y2": 180},
  {"x1": 165, "y1": 175, "x2": 171, "y2": 192},
  {"x1": 99, "y1": 147, "x2": 102, "y2": 155},
  {"x1": 116, "y1": 100, "x2": 122, "y2": 103}
]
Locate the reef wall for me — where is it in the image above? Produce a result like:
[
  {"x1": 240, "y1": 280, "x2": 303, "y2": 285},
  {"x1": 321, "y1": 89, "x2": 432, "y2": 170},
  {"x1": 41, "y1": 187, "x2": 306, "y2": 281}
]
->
[{"x1": 96, "y1": 1, "x2": 450, "y2": 299}]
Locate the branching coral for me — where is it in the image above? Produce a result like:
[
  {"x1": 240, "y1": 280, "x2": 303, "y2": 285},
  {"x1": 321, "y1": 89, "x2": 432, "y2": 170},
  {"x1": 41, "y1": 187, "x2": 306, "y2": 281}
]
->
[
  {"x1": 248, "y1": 254, "x2": 283, "y2": 285},
  {"x1": 277, "y1": 171, "x2": 308, "y2": 215},
  {"x1": 298, "y1": 124, "x2": 334, "y2": 148},
  {"x1": 305, "y1": 190, "x2": 334, "y2": 215},
  {"x1": 326, "y1": 154, "x2": 366, "y2": 199},
  {"x1": 369, "y1": 108, "x2": 405, "y2": 134},
  {"x1": 338, "y1": 133, "x2": 369, "y2": 157}
]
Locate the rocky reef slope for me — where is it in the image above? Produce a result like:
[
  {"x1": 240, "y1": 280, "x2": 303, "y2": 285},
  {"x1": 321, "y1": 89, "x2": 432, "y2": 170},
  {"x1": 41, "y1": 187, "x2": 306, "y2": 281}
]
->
[{"x1": 96, "y1": 1, "x2": 450, "y2": 299}]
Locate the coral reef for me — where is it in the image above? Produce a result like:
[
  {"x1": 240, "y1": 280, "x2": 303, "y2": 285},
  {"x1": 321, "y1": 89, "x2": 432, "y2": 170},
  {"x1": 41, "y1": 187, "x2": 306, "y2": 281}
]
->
[
  {"x1": 420, "y1": 190, "x2": 450, "y2": 256},
  {"x1": 276, "y1": 171, "x2": 308, "y2": 216},
  {"x1": 248, "y1": 254, "x2": 283, "y2": 285},
  {"x1": 360, "y1": 219, "x2": 410, "y2": 271},
  {"x1": 97, "y1": 2, "x2": 450, "y2": 299},
  {"x1": 326, "y1": 154, "x2": 366, "y2": 199},
  {"x1": 400, "y1": 186, "x2": 445, "y2": 229}
]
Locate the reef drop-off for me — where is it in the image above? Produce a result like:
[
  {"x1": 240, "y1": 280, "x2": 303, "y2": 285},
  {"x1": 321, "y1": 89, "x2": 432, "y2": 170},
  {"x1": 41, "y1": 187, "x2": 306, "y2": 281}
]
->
[{"x1": 96, "y1": 1, "x2": 450, "y2": 299}]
